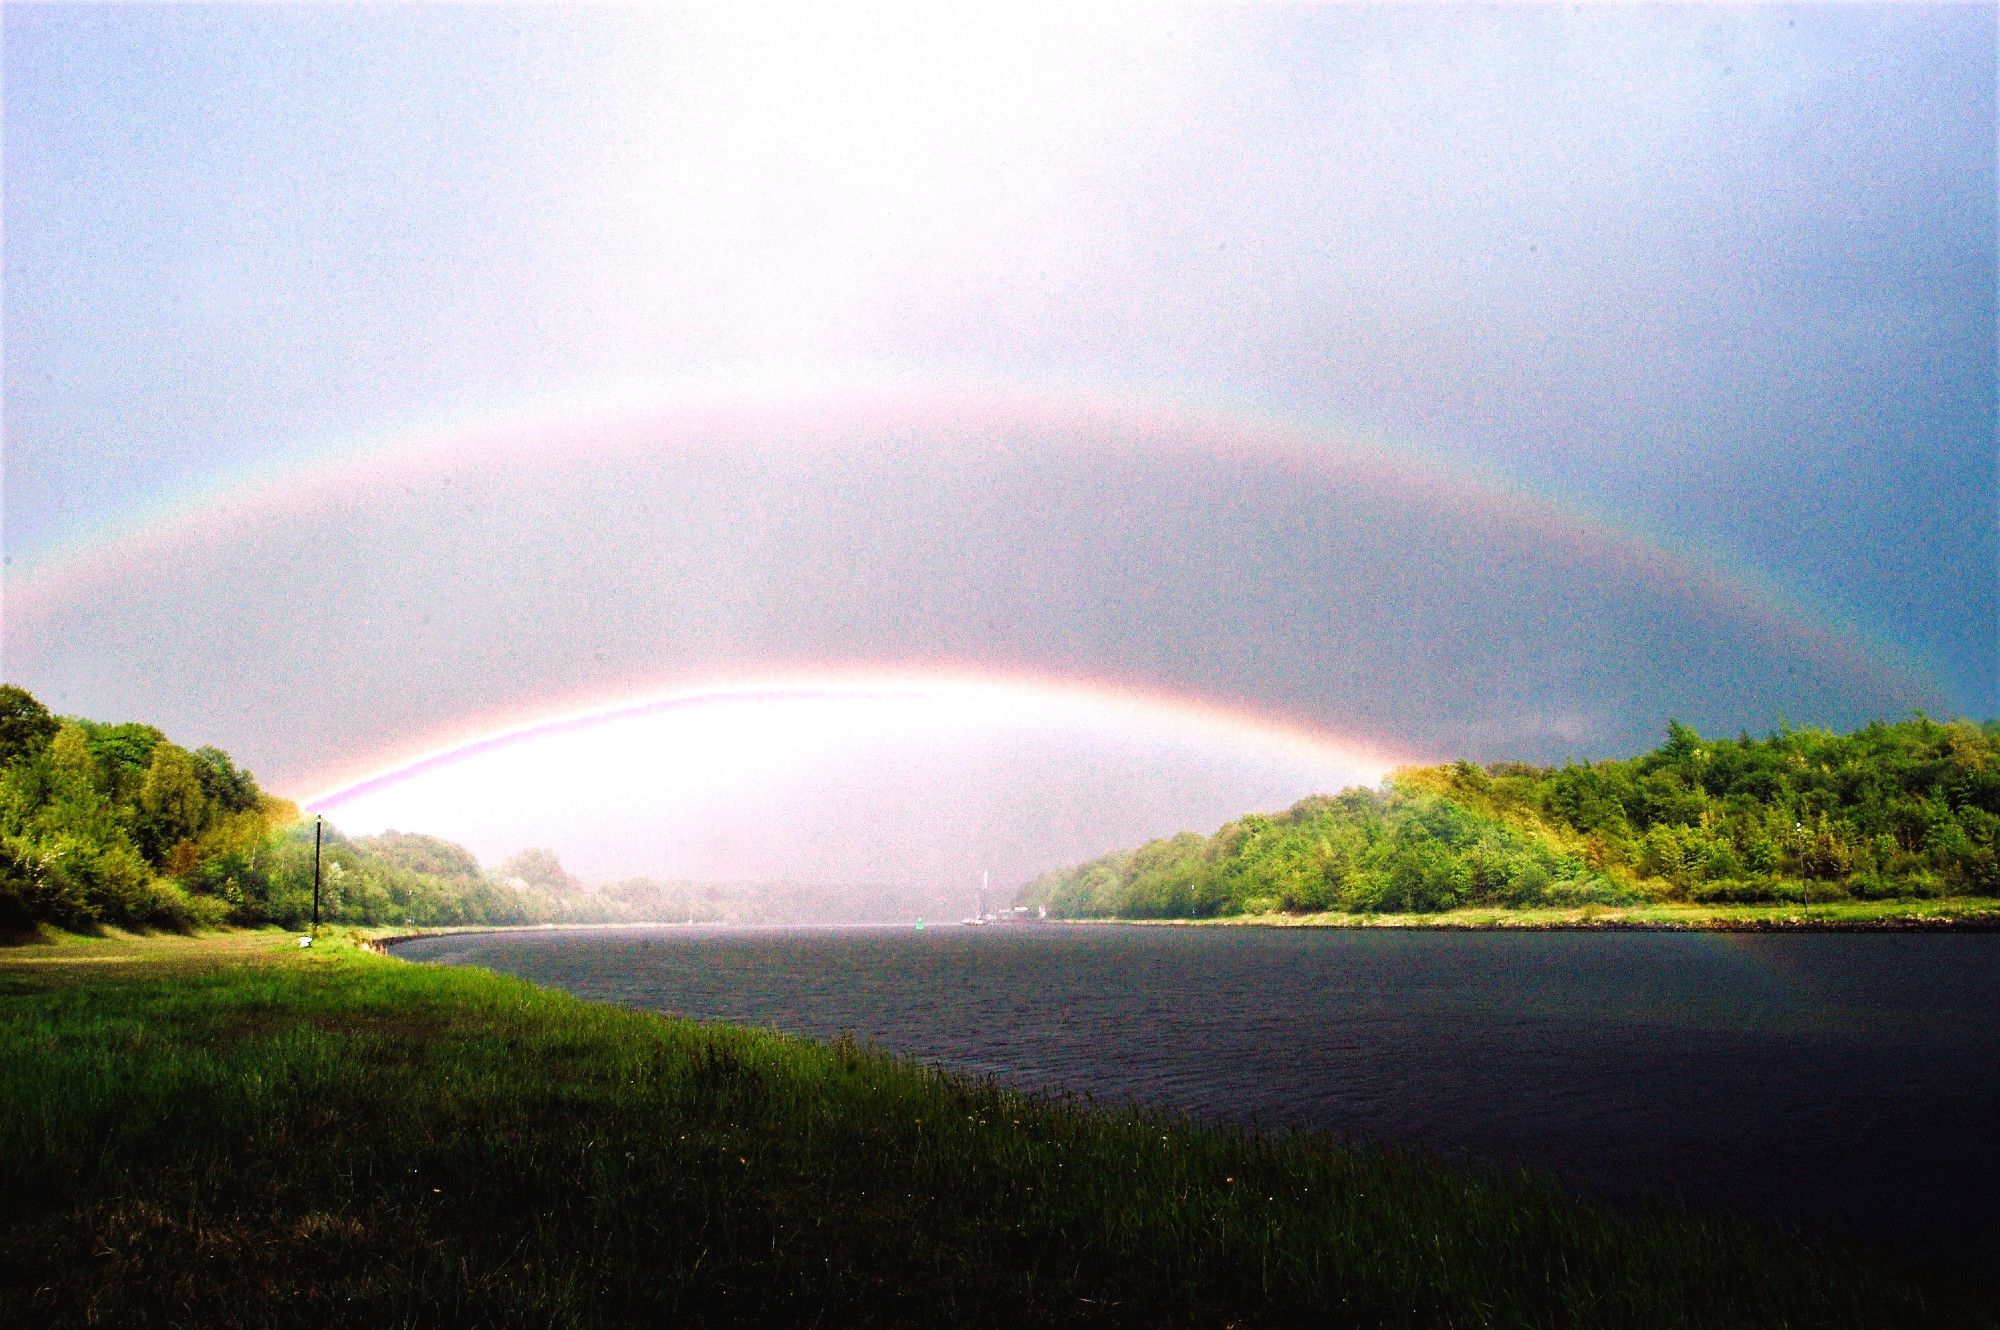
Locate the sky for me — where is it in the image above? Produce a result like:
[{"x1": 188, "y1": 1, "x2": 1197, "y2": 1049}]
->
[{"x1": 4, "y1": 4, "x2": 1995, "y2": 901}]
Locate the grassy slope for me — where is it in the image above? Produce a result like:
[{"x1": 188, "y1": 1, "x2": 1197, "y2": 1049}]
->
[{"x1": 1, "y1": 931, "x2": 1992, "y2": 1329}]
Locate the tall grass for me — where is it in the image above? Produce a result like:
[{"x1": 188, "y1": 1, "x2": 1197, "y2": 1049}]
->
[{"x1": 1, "y1": 933, "x2": 1989, "y2": 1327}]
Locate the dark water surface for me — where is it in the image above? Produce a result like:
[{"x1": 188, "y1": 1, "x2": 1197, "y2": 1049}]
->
[{"x1": 397, "y1": 925, "x2": 2000, "y2": 1270}]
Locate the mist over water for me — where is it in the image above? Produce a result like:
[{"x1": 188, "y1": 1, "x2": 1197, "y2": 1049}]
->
[{"x1": 400, "y1": 925, "x2": 2000, "y2": 1275}]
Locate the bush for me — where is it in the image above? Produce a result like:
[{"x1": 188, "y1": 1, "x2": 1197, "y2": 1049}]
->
[
  {"x1": 1848, "y1": 871, "x2": 1900, "y2": 901},
  {"x1": 1691, "y1": 878, "x2": 1781, "y2": 905},
  {"x1": 1542, "y1": 875, "x2": 1640, "y2": 908},
  {"x1": 142, "y1": 879, "x2": 232, "y2": 929}
]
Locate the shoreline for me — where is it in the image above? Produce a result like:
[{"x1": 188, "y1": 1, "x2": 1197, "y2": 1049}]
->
[
  {"x1": 402, "y1": 897, "x2": 2000, "y2": 942},
  {"x1": 15, "y1": 898, "x2": 1999, "y2": 961},
  {"x1": 367, "y1": 905, "x2": 2000, "y2": 953},
  {"x1": 1041, "y1": 898, "x2": 2000, "y2": 933},
  {"x1": 1048, "y1": 904, "x2": 2000, "y2": 932}
]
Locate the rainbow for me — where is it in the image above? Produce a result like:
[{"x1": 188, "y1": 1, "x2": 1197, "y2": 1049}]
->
[
  {"x1": 9, "y1": 367, "x2": 1936, "y2": 699},
  {"x1": 303, "y1": 667, "x2": 1410, "y2": 813},
  {"x1": 6, "y1": 368, "x2": 1950, "y2": 805}
]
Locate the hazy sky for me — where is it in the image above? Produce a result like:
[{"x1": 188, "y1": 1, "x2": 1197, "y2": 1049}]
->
[{"x1": 4, "y1": 4, "x2": 1994, "y2": 892}]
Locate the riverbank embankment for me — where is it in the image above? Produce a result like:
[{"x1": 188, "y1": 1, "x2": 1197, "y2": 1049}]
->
[{"x1": 4, "y1": 928, "x2": 1994, "y2": 1326}]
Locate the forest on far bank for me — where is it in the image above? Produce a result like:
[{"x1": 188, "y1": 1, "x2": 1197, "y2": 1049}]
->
[
  {"x1": 1023, "y1": 716, "x2": 2000, "y2": 919},
  {"x1": 0, "y1": 686, "x2": 761, "y2": 933}
]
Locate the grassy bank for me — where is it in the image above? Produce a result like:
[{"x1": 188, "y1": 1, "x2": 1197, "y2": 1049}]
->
[
  {"x1": 1079, "y1": 896, "x2": 2000, "y2": 931},
  {"x1": 2, "y1": 931, "x2": 1991, "y2": 1328}
]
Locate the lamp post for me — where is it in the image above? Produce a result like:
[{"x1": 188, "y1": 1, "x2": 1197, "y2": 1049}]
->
[
  {"x1": 311, "y1": 815, "x2": 323, "y2": 937},
  {"x1": 1796, "y1": 819, "x2": 1808, "y2": 921}
]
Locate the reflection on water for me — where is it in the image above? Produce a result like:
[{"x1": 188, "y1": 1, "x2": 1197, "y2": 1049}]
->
[{"x1": 398, "y1": 925, "x2": 2000, "y2": 1270}]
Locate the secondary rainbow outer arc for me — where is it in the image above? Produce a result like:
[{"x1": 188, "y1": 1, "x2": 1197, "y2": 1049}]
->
[
  {"x1": 6, "y1": 373, "x2": 1947, "y2": 719},
  {"x1": 300, "y1": 669, "x2": 1414, "y2": 814}
]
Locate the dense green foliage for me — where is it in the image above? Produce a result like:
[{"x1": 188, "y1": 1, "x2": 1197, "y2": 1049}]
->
[
  {"x1": 1026, "y1": 717, "x2": 2000, "y2": 919},
  {"x1": 0, "y1": 685, "x2": 555, "y2": 931},
  {"x1": 2, "y1": 934, "x2": 1985, "y2": 1328},
  {"x1": 0, "y1": 686, "x2": 845, "y2": 932},
  {"x1": 0, "y1": 684, "x2": 294, "y2": 929}
]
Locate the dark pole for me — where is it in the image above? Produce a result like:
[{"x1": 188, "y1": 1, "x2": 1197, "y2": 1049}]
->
[
  {"x1": 312, "y1": 816, "x2": 323, "y2": 937},
  {"x1": 1796, "y1": 819, "x2": 1808, "y2": 922}
]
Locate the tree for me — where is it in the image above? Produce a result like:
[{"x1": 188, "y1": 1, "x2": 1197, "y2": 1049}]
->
[
  {"x1": 500, "y1": 847, "x2": 579, "y2": 895},
  {"x1": 361, "y1": 831, "x2": 483, "y2": 881},
  {"x1": 43, "y1": 722, "x2": 117, "y2": 843},
  {"x1": 79, "y1": 722, "x2": 165, "y2": 805},
  {"x1": 0, "y1": 686, "x2": 57, "y2": 767},
  {"x1": 138, "y1": 743, "x2": 207, "y2": 866},
  {"x1": 192, "y1": 746, "x2": 262, "y2": 814},
  {"x1": 1661, "y1": 719, "x2": 1702, "y2": 766}
]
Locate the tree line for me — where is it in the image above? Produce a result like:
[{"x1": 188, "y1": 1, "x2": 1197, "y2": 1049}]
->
[
  {"x1": 1023, "y1": 716, "x2": 2000, "y2": 919},
  {"x1": 0, "y1": 685, "x2": 718, "y2": 933}
]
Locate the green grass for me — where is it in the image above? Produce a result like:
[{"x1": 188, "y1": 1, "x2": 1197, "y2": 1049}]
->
[{"x1": 1, "y1": 932, "x2": 1991, "y2": 1328}]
